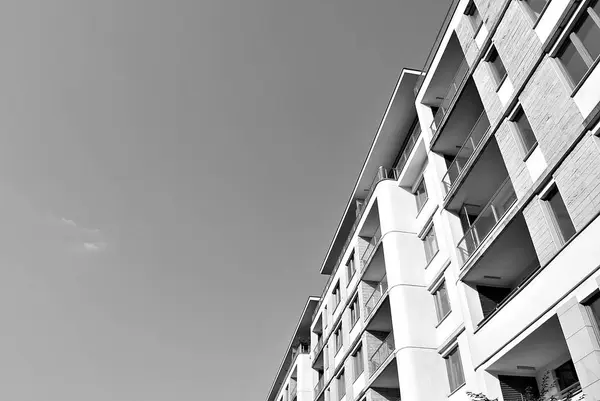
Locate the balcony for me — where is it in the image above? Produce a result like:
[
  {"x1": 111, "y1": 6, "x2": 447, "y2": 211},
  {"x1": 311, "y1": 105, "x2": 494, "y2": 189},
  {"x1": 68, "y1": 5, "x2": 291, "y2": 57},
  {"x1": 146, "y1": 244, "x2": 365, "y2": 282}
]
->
[
  {"x1": 369, "y1": 331, "x2": 395, "y2": 376},
  {"x1": 312, "y1": 336, "x2": 324, "y2": 361},
  {"x1": 457, "y1": 177, "x2": 517, "y2": 266},
  {"x1": 430, "y1": 57, "x2": 470, "y2": 136},
  {"x1": 442, "y1": 111, "x2": 490, "y2": 195},
  {"x1": 314, "y1": 167, "x2": 399, "y2": 321},
  {"x1": 289, "y1": 381, "x2": 297, "y2": 401},
  {"x1": 314, "y1": 375, "x2": 324, "y2": 398},
  {"x1": 364, "y1": 276, "x2": 388, "y2": 319},
  {"x1": 394, "y1": 123, "x2": 422, "y2": 174},
  {"x1": 486, "y1": 317, "x2": 582, "y2": 401},
  {"x1": 359, "y1": 225, "x2": 382, "y2": 270}
]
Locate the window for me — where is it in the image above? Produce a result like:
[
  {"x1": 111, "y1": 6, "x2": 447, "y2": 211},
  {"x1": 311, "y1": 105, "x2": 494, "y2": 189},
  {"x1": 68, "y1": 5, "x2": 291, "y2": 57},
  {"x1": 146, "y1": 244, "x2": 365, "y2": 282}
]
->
[
  {"x1": 433, "y1": 281, "x2": 452, "y2": 322},
  {"x1": 346, "y1": 252, "x2": 356, "y2": 282},
  {"x1": 557, "y1": 0, "x2": 600, "y2": 86},
  {"x1": 332, "y1": 283, "x2": 341, "y2": 310},
  {"x1": 587, "y1": 293, "x2": 600, "y2": 330},
  {"x1": 544, "y1": 185, "x2": 576, "y2": 243},
  {"x1": 423, "y1": 224, "x2": 439, "y2": 264},
  {"x1": 349, "y1": 296, "x2": 360, "y2": 328},
  {"x1": 486, "y1": 46, "x2": 507, "y2": 84},
  {"x1": 554, "y1": 360, "x2": 579, "y2": 390},
  {"x1": 334, "y1": 325, "x2": 343, "y2": 354},
  {"x1": 512, "y1": 106, "x2": 537, "y2": 155},
  {"x1": 523, "y1": 0, "x2": 549, "y2": 20},
  {"x1": 445, "y1": 346, "x2": 466, "y2": 392},
  {"x1": 353, "y1": 346, "x2": 364, "y2": 380},
  {"x1": 337, "y1": 370, "x2": 346, "y2": 400},
  {"x1": 414, "y1": 178, "x2": 428, "y2": 212},
  {"x1": 466, "y1": 1, "x2": 483, "y2": 33}
]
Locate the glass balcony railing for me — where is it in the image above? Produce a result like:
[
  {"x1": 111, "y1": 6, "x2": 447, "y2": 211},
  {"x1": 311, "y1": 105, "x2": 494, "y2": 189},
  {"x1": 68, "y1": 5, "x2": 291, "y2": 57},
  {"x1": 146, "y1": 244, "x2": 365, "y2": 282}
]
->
[
  {"x1": 430, "y1": 58, "x2": 470, "y2": 136},
  {"x1": 558, "y1": 382, "x2": 582, "y2": 401},
  {"x1": 314, "y1": 375, "x2": 324, "y2": 397},
  {"x1": 369, "y1": 331, "x2": 395, "y2": 376},
  {"x1": 312, "y1": 336, "x2": 324, "y2": 360},
  {"x1": 359, "y1": 226, "x2": 382, "y2": 270},
  {"x1": 394, "y1": 124, "x2": 422, "y2": 174},
  {"x1": 289, "y1": 381, "x2": 297, "y2": 401},
  {"x1": 442, "y1": 111, "x2": 491, "y2": 195},
  {"x1": 364, "y1": 275, "x2": 388, "y2": 318},
  {"x1": 457, "y1": 178, "x2": 517, "y2": 266}
]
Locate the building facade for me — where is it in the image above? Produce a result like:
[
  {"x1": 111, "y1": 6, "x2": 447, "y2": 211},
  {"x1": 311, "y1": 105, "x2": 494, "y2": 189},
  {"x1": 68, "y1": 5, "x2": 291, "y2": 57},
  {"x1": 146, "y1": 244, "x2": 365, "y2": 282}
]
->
[{"x1": 267, "y1": 1, "x2": 600, "y2": 400}]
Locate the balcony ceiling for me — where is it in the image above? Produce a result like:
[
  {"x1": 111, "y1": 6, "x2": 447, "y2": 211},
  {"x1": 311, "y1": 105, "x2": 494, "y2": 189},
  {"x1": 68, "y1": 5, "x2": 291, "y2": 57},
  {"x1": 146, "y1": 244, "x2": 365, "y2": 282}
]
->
[
  {"x1": 488, "y1": 317, "x2": 569, "y2": 375},
  {"x1": 320, "y1": 69, "x2": 420, "y2": 275}
]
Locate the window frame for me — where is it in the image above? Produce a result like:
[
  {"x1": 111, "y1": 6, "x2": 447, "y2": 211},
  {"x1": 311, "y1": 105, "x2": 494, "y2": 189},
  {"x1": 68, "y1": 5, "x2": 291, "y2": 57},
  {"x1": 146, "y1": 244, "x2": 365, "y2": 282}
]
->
[
  {"x1": 346, "y1": 251, "x2": 357, "y2": 283},
  {"x1": 484, "y1": 45, "x2": 508, "y2": 88},
  {"x1": 508, "y1": 104, "x2": 538, "y2": 159},
  {"x1": 334, "y1": 324, "x2": 343, "y2": 354},
  {"x1": 553, "y1": 0, "x2": 600, "y2": 90},
  {"x1": 414, "y1": 175, "x2": 429, "y2": 213},
  {"x1": 444, "y1": 346, "x2": 466, "y2": 393},
  {"x1": 433, "y1": 280, "x2": 452, "y2": 323},
  {"x1": 422, "y1": 223, "x2": 440, "y2": 265},
  {"x1": 541, "y1": 183, "x2": 576, "y2": 245},
  {"x1": 337, "y1": 370, "x2": 346, "y2": 400},
  {"x1": 349, "y1": 295, "x2": 361, "y2": 328},
  {"x1": 521, "y1": 0, "x2": 551, "y2": 24},
  {"x1": 465, "y1": 1, "x2": 484, "y2": 36},
  {"x1": 352, "y1": 345, "x2": 364, "y2": 381},
  {"x1": 332, "y1": 282, "x2": 341, "y2": 311}
]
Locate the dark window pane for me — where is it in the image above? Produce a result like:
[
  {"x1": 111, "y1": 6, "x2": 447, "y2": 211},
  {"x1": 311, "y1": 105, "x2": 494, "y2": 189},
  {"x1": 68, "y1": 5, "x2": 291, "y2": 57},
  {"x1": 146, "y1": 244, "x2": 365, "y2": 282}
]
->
[
  {"x1": 434, "y1": 282, "x2": 452, "y2": 321},
  {"x1": 589, "y1": 294, "x2": 600, "y2": 327},
  {"x1": 547, "y1": 187, "x2": 576, "y2": 242},
  {"x1": 526, "y1": 0, "x2": 548, "y2": 18},
  {"x1": 514, "y1": 108, "x2": 537, "y2": 153},
  {"x1": 555, "y1": 360, "x2": 579, "y2": 390},
  {"x1": 415, "y1": 179, "x2": 428, "y2": 211},
  {"x1": 575, "y1": 12, "x2": 600, "y2": 62},
  {"x1": 559, "y1": 40, "x2": 589, "y2": 85}
]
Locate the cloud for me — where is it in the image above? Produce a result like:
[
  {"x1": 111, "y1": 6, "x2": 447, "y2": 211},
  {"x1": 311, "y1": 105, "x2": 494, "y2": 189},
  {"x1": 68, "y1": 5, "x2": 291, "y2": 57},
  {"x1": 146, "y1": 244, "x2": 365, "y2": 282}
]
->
[
  {"x1": 83, "y1": 242, "x2": 106, "y2": 252},
  {"x1": 60, "y1": 217, "x2": 77, "y2": 227}
]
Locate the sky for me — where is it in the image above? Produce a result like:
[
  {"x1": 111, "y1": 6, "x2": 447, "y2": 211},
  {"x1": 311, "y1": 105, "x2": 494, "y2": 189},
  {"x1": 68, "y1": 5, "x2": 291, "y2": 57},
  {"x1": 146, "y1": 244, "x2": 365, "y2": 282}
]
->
[{"x1": 0, "y1": 1, "x2": 449, "y2": 400}]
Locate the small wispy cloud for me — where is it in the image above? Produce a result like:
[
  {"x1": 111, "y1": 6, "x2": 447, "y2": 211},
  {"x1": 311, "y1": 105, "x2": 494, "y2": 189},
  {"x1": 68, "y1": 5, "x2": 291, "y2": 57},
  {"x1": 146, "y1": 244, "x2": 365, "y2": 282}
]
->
[
  {"x1": 60, "y1": 217, "x2": 77, "y2": 227},
  {"x1": 83, "y1": 242, "x2": 106, "y2": 252},
  {"x1": 55, "y1": 215, "x2": 108, "y2": 253}
]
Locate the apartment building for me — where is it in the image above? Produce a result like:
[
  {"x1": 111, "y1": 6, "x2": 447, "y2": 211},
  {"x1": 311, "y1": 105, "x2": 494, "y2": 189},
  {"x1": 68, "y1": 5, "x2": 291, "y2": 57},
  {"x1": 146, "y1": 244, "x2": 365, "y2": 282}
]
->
[{"x1": 266, "y1": 1, "x2": 600, "y2": 401}]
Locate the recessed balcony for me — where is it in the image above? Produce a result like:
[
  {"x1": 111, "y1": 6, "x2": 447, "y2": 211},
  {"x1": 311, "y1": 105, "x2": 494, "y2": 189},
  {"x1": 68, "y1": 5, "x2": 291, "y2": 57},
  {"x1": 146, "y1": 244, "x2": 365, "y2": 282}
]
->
[
  {"x1": 456, "y1": 177, "x2": 518, "y2": 267},
  {"x1": 487, "y1": 317, "x2": 581, "y2": 401},
  {"x1": 441, "y1": 111, "x2": 491, "y2": 195},
  {"x1": 461, "y1": 213, "x2": 540, "y2": 326},
  {"x1": 369, "y1": 331, "x2": 395, "y2": 376}
]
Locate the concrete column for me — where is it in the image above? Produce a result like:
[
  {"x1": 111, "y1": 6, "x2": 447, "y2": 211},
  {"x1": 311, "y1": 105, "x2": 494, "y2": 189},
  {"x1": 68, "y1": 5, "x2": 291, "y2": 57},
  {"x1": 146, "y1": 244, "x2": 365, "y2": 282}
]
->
[{"x1": 557, "y1": 297, "x2": 600, "y2": 400}]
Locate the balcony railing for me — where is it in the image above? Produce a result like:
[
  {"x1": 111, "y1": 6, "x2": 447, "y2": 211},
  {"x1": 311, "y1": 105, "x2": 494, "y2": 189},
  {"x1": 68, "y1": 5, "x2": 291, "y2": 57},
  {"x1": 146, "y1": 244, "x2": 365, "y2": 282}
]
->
[
  {"x1": 369, "y1": 331, "x2": 395, "y2": 376},
  {"x1": 314, "y1": 375, "x2": 324, "y2": 397},
  {"x1": 558, "y1": 382, "x2": 582, "y2": 401},
  {"x1": 312, "y1": 336, "x2": 324, "y2": 360},
  {"x1": 442, "y1": 111, "x2": 491, "y2": 195},
  {"x1": 394, "y1": 123, "x2": 422, "y2": 174},
  {"x1": 430, "y1": 57, "x2": 470, "y2": 136},
  {"x1": 364, "y1": 275, "x2": 389, "y2": 318},
  {"x1": 457, "y1": 177, "x2": 517, "y2": 266},
  {"x1": 359, "y1": 226, "x2": 382, "y2": 269},
  {"x1": 289, "y1": 381, "x2": 298, "y2": 401}
]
